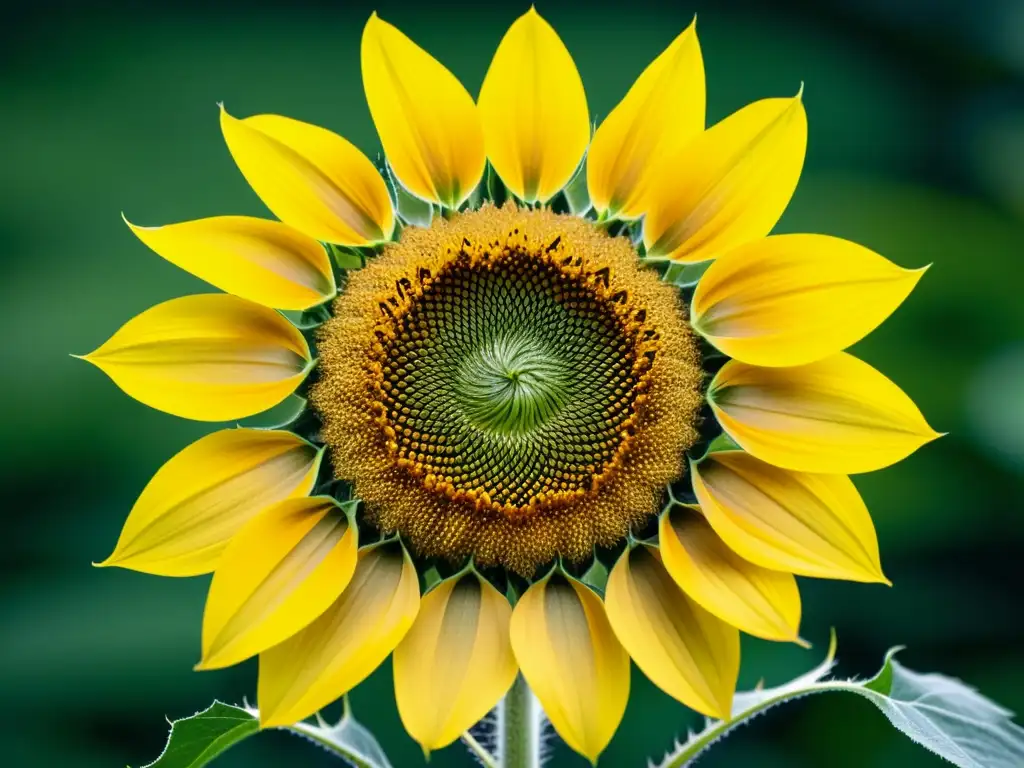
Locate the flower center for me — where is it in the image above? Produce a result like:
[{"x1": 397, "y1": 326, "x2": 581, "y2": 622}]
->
[
  {"x1": 456, "y1": 332, "x2": 569, "y2": 435},
  {"x1": 370, "y1": 252, "x2": 650, "y2": 516},
  {"x1": 311, "y1": 204, "x2": 704, "y2": 574}
]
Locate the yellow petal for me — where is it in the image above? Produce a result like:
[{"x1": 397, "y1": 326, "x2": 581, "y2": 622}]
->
[
  {"x1": 96, "y1": 429, "x2": 322, "y2": 576},
  {"x1": 361, "y1": 13, "x2": 485, "y2": 208},
  {"x1": 125, "y1": 215, "x2": 335, "y2": 311},
  {"x1": 659, "y1": 504, "x2": 801, "y2": 643},
  {"x1": 605, "y1": 545, "x2": 739, "y2": 719},
  {"x1": 691, "y1": 451, "x2": 889, "y2": 583},
  {"x1": 710, "y1": 353, "x2": 942, "y2": 474},
  {"x1": 587, "y1": 21, "x2": 704, "y2": 218},
  {"x1": 509, "y1": 571, "x2": 628, "y2": 762},
  {"x1": 198, "y1": 497, "x2": 357, "y2": 670},
  {"x1": 79, "y1": 294, "x2": 311, "y2": 421},
  {"x1": 644, "y1": 94, "x2": 806, "y2": 262},
  {"x1": 258, "y1": 543, "x2": 420, "y2": 727},
  {"x1": 692, "y1": 234, "x2": 926, "y2": 367},
  {"x1": 220, "y1": 107, "x2": 394, "y2": 245},
  {"x1": 394, "y1": 571, "x2": 517, "y2": 751},
  {"x1": 478, "y1": 8, "x2": 590, "y2": 204}
]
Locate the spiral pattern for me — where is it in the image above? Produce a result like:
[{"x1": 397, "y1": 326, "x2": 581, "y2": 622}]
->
[{"x1": 312, "y1": 204, "x2": 703, "y2": 574}]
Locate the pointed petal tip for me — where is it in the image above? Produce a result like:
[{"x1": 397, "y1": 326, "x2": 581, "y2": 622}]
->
[
  {"x1": 796, "y1": 82, "x2": 805, "y2": 99},
  {"x1": 193, "y1": 655, "x2": 229, "y2": 672},
  {"x1": 257, "y1": 711, "x2": 282, "y2": 730},
  {"x1": 120, "y1": 215, "x2": 157, "y2": 235},
  {"x1": 256, "y1": 701, "x2": 298, "y2": 730},
  {"x1": 193, "y1": 648, "x2": 241, "y2": 672},
  {"x1": 795, "y1": 635, "x2": 812, "y2": 650},
  {"x1": 709, "y1": 693, "x2": 734, "y2": 722}
]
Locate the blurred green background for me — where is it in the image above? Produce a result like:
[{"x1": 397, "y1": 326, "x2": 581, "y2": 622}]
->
[{"x1": 3, "y1": 0, "x2": 1023, "y2": 765}]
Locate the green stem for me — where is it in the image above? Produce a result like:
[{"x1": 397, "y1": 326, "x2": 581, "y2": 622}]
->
[{"x1": 498, "y1": 674, "x2": 542, "y2": 768}]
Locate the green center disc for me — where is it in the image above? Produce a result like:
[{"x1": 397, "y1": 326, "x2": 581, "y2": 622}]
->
[
  {"x1": 456, "y1": 332, "x2": 569, "y2": 434},
  {"x1": 380, "y1": 254, "x2": 639, "y2": 509}
]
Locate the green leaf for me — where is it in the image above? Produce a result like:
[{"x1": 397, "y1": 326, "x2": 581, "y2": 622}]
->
[
  {"x1": 141, "y1": 700, "x2": 392, "y2": 768},
  {"x1": 286, "y1": 699, "x2": 394, "y2": 768},
  {"x1": 142, "y1": 701, "x2": 257, "y2": 768},
  {"x1": 858, "y1": 649, "x2": 1024, "y2": 768},
  {"x1": 654, "y1": 634, "x2": 1024, "y2": 768}
]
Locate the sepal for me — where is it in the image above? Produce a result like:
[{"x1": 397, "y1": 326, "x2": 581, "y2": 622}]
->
[{"x1": 385, "y1": 161, "x2": 436, "y2": 228}]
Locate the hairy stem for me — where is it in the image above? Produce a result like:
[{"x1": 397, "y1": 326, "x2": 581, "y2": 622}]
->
[{"x1": 497, "y1": 675, "x2": 543, "y2": 768}]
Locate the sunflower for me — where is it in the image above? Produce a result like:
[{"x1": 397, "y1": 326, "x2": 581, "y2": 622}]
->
[{"x1": 80, "y1": 8, "x2": 940, "y2": 763}]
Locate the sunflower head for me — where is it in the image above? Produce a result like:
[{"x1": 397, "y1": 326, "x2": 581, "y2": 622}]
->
[
  {"x1": 311, "y1": 203, "x2": 703, "y2": 576},
  {"x1": 80, "y1": 7, "x2": 939, "y2": 764}
]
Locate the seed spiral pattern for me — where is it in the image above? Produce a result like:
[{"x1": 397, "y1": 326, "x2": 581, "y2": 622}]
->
[
  {"x1": 376, "y1": 252, "x2": 658, "y2": 515},
  {"x1": 455, "y1": 331, "x2": 570, "y2": 435},
  {"x1": 312, "y1": 204, "x2": 704, "y2": 575}
]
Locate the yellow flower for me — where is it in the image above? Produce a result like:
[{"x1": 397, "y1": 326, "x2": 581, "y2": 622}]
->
[{"x1": 79, "y1": 8, "x2": 940, "y2": 764}]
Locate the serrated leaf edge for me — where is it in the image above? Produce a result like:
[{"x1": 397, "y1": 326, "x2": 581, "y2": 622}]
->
[{"x1": 651, "y1": 633, "x2": 1024, "y2": 768}]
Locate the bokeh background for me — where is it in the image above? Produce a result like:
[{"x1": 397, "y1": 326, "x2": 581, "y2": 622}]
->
[{"x1": 3, "y1": 0, "x2": 1023, "y2": 765}]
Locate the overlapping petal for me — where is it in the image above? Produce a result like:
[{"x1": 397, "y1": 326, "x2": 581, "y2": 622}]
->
[
  {"x1": 587, "y1": 21, "x2": 704, "y2": 218},
  {"x1": 124, "y1": 215, "x2": 335, "y2": 310},
  {"x1": 198, "y1": 497, "x2": 357, "y2": 670},
  {"x1": 220, "y1": 107, "x2": 393, "y2": 245},
  {"x1": 509, "y1": 571, "x2": 629, "y2": 762},
  {"x1": 710, "y1": 353, "x2": 941, "y2": 473},
  {"x1": 692, "y1": 451, "x2": 889, "y2": 583},
  {"x1": 361, "y1": 13, "x2": 485, "y2": 208},
  {"x1": 659, "y1": 504, "x2": 801, "y2": 643},
  {"x1": 605, "y1": 545, "x2": 739, "y2": 719},
  {"x1": 478, "y1": 8, "x2": 589, "y2": 204},
  {"x1": 643, "y1": 93, "x2": 806, "y2": 262},
  {"x1": 258, "y1": 543, "x2": 419, "y2": 727},
  {"x1": 692, "y1": 234, "x2": 926, "y2": 367},
  {"x1": 96, "y1": 429, "x2": 322, "y2": 576},
  {"x1": 79, "y1": 294, "x2": 312, "y2": 421},
  {"x1": 394, "y1": 571, "x2": 516, "y2": 751}
]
